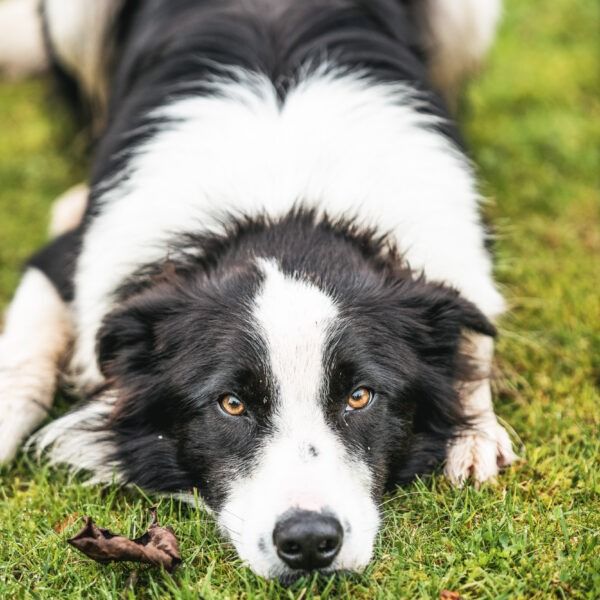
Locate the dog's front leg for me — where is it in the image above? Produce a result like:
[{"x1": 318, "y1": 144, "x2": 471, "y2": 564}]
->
[
  {"x1": 444, "y1": 334, "x2": 517, "y2": 485},
  {"x1": 0, "y1": 185, "x2": 87, "y2": 463},
  {"x1": 0, "y1": 268, "x2": 72, "y2": 462}
]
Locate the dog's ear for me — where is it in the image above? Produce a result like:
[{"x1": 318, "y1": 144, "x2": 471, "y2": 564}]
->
[
  {"x1": 398, "y1": 279, "x2": 496, "y2": 338},
  {"x1": 97, "y1": 287, "x2": 180, "y2": 379},
  {"x1": 392, "y1": 279, "x2": 496, "y2": 378},
  {"x1": 418, "y1": 283, "x2": 496, "y2": 337}
]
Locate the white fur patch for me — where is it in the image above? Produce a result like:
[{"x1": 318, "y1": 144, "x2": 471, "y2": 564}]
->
[
  {"x1": 0, "y1": 269, "x2": 71, "y2": 463},
  {"x1": 217, "y1": 260, "x2": 380, "y2": 577},
  {"x1": 28, "y1": 393, "x2": 119, "y2": 483},
  {"x1": 420, "y1": 0, "x2": 502, "y2": 99},
  {"x1": 0, "y1": 0, "x2": 47, "y2": 78},
  {"x1": 71, "y1": 67, "x2": 503, "y2": 387},
  {"x1": 253, "y1": 259, "x2": 338, "y2": 412}
]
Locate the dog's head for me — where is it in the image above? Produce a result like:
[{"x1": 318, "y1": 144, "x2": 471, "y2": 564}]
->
[{"x1": 97, "y1": 214, "x2": 494, "y2": 579}]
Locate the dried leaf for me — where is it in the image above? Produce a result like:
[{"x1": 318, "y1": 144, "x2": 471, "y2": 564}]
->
[
  {"x1": 67, "y1": 508, "x2": 181, "y2": 572},
  {"x1": 53, "y1": 512, "x2": 80, "y2": 533},
  {"x1": 440, "y1": 591, "x2": 461, "y2": 600}
]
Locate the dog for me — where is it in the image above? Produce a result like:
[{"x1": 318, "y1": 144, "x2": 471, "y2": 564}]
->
[{"x1": 0, "y1": 0, "x2": 516, "y2": 580}]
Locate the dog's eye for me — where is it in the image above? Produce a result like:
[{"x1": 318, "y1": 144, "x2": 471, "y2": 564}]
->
[
  {"x1": 347, "y1": 387, "x2": 373, "y2": 411},
  {"x1": 219, "y1": 394, "x2": 246, "y2": 416}
]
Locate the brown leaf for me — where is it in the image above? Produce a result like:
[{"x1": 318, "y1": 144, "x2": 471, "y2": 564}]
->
[
  {"x1": 440, "y1": 591, "x2": 461, "y2": 600},
  {"x1": 53, "y1": 512, "x2": 80, "y2": 533},
  {"x1": 67, "y1": 508, "x2": 181, "y2": 572}
]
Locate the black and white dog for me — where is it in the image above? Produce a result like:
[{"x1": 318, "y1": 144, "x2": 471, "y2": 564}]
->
[{"x1": 0, "y1": 0, "x2": 516, "y2": 579}]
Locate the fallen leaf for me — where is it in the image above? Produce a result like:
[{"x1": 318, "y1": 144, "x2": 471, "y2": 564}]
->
[
  {"x1": 53, "y1": 512, "x2": 80, "y2": 533},
  {"x1": 67, "y1": 508, "x2": 181, "y2": 572},
  {"x1": 440, "y1": 591, "x2": 461, "y2": 600}
]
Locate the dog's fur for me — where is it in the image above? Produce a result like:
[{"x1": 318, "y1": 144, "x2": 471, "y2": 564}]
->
[{"x1": 0, "y1": 0, "x2": 516, "y2": 579}]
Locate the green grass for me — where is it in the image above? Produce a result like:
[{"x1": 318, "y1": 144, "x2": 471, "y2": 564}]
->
[{"x1": 1, "y1": 0, "x2": 598, "y2": 597}]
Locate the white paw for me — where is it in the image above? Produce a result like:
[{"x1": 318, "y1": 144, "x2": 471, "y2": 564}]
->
[
  {"x1": 0, "y1": 402, "x2": 47, "y2": 464},
  {"x1": 444, "y1": 419, "x2": 517, "y2": 486}
]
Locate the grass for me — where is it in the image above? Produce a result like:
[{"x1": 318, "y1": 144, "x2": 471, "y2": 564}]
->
[{"x1": 0, "y1": 0, "x2": 598, "y2": 597}]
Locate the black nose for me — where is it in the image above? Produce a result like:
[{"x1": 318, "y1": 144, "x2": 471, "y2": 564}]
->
[{"x1": 273, "y1": 510, "x2": 343, "y2": 570}]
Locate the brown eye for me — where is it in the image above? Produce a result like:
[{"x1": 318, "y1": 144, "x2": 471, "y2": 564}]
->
[
  {"x1": 347, "y1": 387, "x2": 373, "y2": 410},
  {"x1": 219, "y1": 394, "x2": 246, "y2": 416}
]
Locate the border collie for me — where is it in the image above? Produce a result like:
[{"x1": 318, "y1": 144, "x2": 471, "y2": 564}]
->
[{"x1": 0, "y1": 0, "x2": 516, "y2": 579}]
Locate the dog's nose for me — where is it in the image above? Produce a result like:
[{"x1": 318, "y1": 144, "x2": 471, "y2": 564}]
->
[{"x1": 273, "y1": 510, "x2": 343, "y2": 570}]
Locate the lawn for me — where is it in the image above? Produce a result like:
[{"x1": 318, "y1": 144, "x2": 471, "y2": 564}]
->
[{"x1": 0, "y1": 0, "x2": 598, "y2": 598}]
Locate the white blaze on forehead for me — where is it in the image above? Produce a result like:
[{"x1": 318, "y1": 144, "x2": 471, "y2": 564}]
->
[{"x1": 253, "y1": 259, "x2": 337, "y2": 409}]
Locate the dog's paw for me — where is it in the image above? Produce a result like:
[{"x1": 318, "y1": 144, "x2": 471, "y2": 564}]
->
[
  {"x1": 444, "y1": 419, "x2": 517, "y2": 486},
  {"x1": 0, "y1": 375, "x2": 50, "y2": 464},
  {"x1": 0, "y1": 407, "x2": 40, "y2": 464}
]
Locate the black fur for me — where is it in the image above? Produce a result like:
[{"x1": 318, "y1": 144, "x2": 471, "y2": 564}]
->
[{"x1": 27, "y1": 227, "x2": 82, "y2": 302}]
